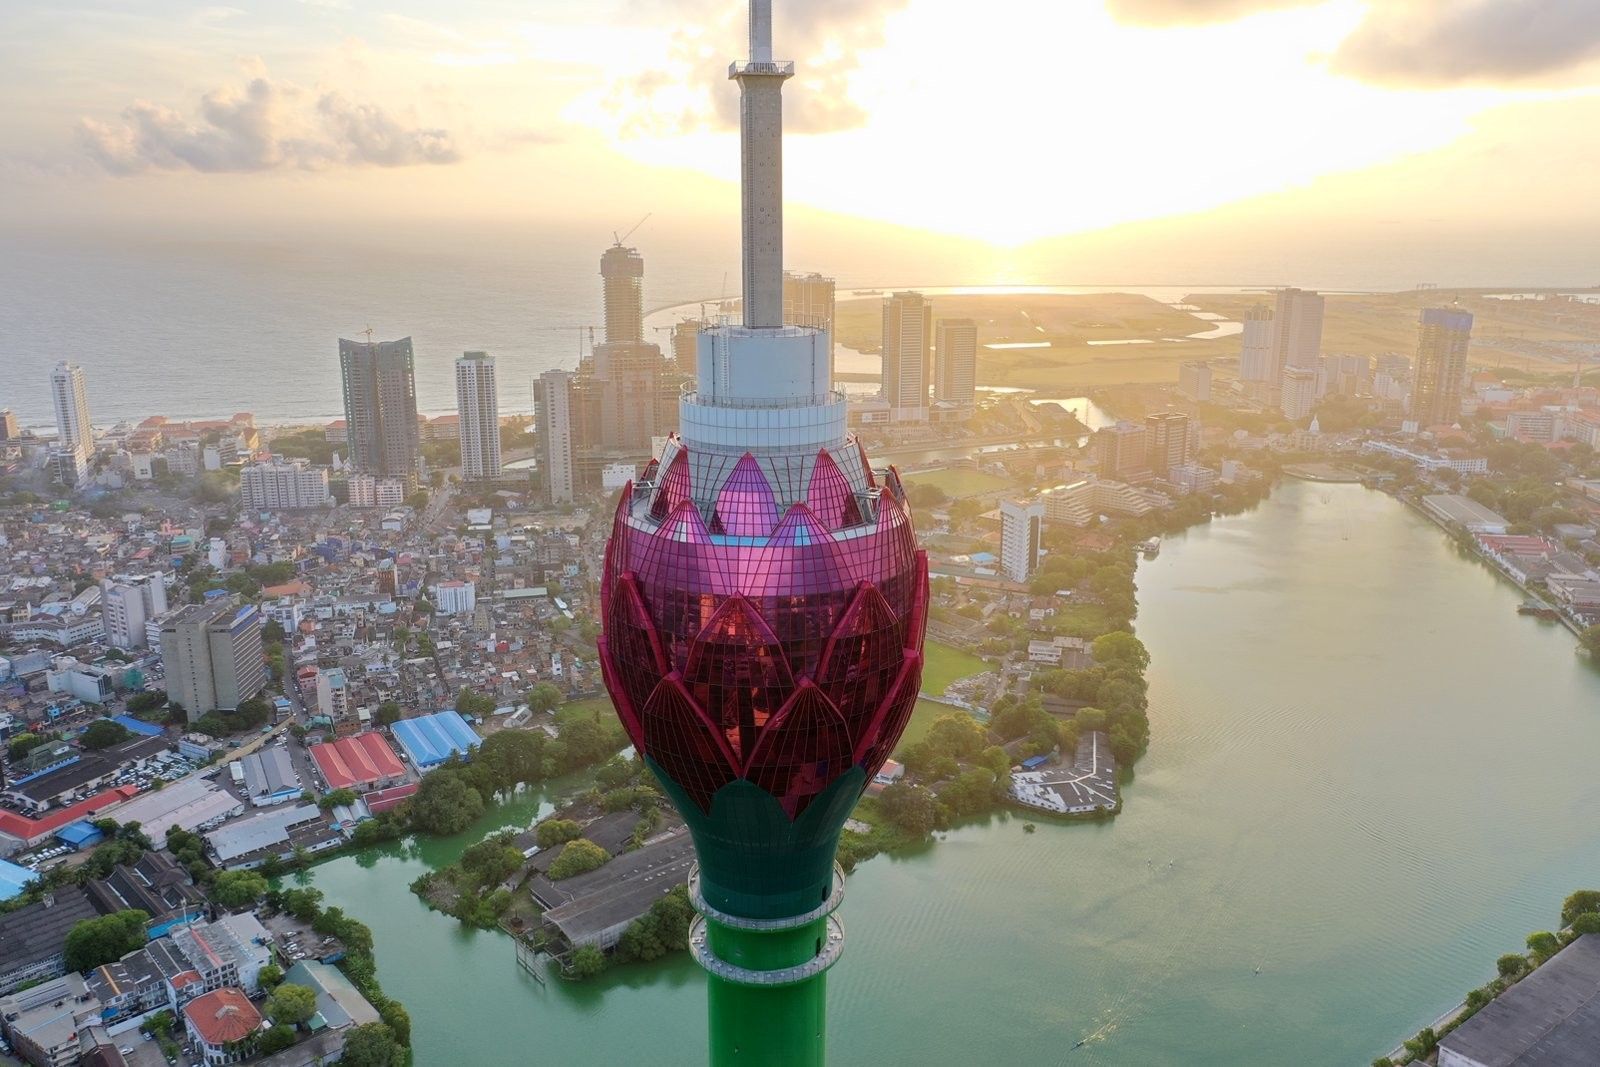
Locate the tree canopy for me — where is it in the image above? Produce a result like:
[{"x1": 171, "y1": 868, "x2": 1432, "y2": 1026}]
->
[
  {"x1": 265, "y1": 983, "x2": 317, "y2": 1026},
  {"x1": 64, "y1": 910, "x2": 150, "y2": 971},
  {"x1": 80, "y1": 719, "x2": 132, "y2": 750},
  {"x1": 408, "y1": 772, "x2": 484, "y2": 836},
  {"x1": 548, "y1": 839, "x2": 609, "y2": 881}
]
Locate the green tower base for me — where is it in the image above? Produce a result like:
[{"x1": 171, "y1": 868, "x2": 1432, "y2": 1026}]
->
[{"x1": 645, "y1": 760, "x2": 863, "y2": 1065}]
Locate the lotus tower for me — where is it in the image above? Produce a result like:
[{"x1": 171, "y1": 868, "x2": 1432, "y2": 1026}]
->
[{"x1": 596, "y1": 1, "x2": 929, "y2": 1063}]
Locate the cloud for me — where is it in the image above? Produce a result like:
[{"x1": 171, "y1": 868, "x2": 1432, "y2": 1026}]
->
[
  {"x1": 609, "y1": 0, "x2": 909, "y2": 136},
  {"x1": 1106, "y1": 0, "x2": 1600, "y2": 86},
  {"x1": 1104, "y1": 0, "x2": 1317, "y2": 26},
  {"x1": 78, "y1": 76, "x2": 462, "y2": 175},
  {"x1": 1331, "y1": 0, "x2": 1600, "y2": 85}
]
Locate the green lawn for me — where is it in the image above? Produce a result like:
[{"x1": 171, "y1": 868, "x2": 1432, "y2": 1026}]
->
[
  {"x1": 555, "y1": 696, "x2": 614, "y2": 729},
  {"x1": 895, "y1": 699, "x2": 960, "y2": 753},
  {"x1": 1048, "y1": 603, "x2": 1115, "y2": 639},
  {"x1": 921, "y1": 640, "x2": 990, "y2": 695},
  {"x1": 903, "y1": 468, "x2": 1013, "y2": 498}
]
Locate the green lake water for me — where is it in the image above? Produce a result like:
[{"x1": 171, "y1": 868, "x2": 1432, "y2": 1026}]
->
[{"x1": 300, "y1": 480, "x2": 1600, "y2": 1065}]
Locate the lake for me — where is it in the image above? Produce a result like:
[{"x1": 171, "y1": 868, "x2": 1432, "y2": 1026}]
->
[{"x1": 300, "y1": 480, "x2": 1600, "y2": 1065}]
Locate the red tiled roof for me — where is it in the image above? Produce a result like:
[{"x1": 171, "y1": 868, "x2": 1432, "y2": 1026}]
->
[
  {"x1": 310, "y1": 733, "x2": 405, "y2": 791},
  {"x1": 363, "y1": 782, "x2": 419, "y2": 814},
  {"x1": 0, "y1": 786, "x2": 138, "y2": 843},
  {"x1": 184, "y1": 988, "x2": 261, "y2": 1046}
]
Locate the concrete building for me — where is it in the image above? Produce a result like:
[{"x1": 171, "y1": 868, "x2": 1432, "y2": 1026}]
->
[
  {"x1": 783, "y1": 271, "x2": 835, "y2": 342},
  {"x1": 49, "y1": 362, "x2": 93, "y2": 488},
  {"x1": 1178, "y1": 360, "x2": 1212, "y2": 402},
  {"x1": 102, "y1": 574, "x2": 168, "y2": 651},
  {"x1": 0, "y1": 410, "x2": 16, "y2": 441},
  {"x1": 933, "y1": 319, "x2": 977, "y2": 411},
  {"x1": 1041, "y1": 478, "x2": 1171, "y2": 526},
  {"x1": 1413, "y1": 307, "x2": 1474, "y2": 426},
  {"x1": 159, "y1": 600, "x2": 266, "y2": 721},
  {"x1": 1362, "y1": 440, "x2": 1488, "y2": 474},
  {"x1": 203, "y1": 805, "x2": 335, "y2": 871},
  {"x1": 1422, "y1": 494, "x2": 1510, "y2": 535},
  {"x1": 338, "y1": 336, "x2": 419, "y2": 488},
  {"x1": 1238, "y1": 305, "x2": 1274, "y2": 384},
  {"x1": 1271, "y1": 287, "x2": 1324, "y2": 388},
  {"x1": 346, "y1": 473, "x2": 406, "y2": 510},
  {"x1": 1280, "y1": 365, "x2": 1319, "y2": 420},
  {"x1": 1094, "y1": 421, "x2": 1147, "y2": 478},
  {"x1": 1438, "y1": 934, "x2": 1600, "y2": 1067},
  {"x1": 882, "y1": 291, "x2": 933, "y2": 421},
  {"x1": 1009, "y1": 731, "x2": 1118, "y2": 815},
  {"x1": 0, "y1": 973, "x2": 100, "y2": 1067},
  {"x1": 999, "y1": 499, "x2": 1044, "y2": 583},
  {"x1": 431, "y1": 580, "x2": 476, "y2": 617},
  {"x1": 280, "y1": 960, "x2": 379, "y2": 1033},
  {"x1": 455, "y1": 351, "x2": 502, "y2": 481},
  {"x1": 315, "y1": 668, "x2": 351, "y2": 728},
  {"x1": 1144, "y1": 412, "x2": 1190, "y2": 477},
  {"x1": 240, "y1": 458, "x2": 332, "y2": 511},
  {"x1": 534, "y1": 369, "x2": 576, "y2": 505}
]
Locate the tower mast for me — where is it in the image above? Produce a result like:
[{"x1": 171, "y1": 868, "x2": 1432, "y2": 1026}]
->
[{"x1": 733, "y1": 0, "x2": 792, "y2": 329}]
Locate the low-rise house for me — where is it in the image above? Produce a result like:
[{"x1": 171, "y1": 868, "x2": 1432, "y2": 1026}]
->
[
  {"x1": 0, "y1": 973, "x2": 101, "y2": 1067},
  {"x1": 0, "y1": 888, "x2": 102, "y2": 996},
  {"x1": 182, "y1": 987, "x2": 261, "y2": 1066}
]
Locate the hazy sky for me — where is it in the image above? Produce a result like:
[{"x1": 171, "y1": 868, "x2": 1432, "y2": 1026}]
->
[{"x1": 4, "y1": 0, "x2": 1600, "y2": 258}]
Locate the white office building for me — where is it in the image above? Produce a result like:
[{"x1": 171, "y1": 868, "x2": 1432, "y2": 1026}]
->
[
  {"x1": 1280, "y1": 365, "x2": 1319, "y2": 420},
  {"x1": 102, "y1": 573, "x2": 167, "y2": 650},
  {"x1": 1000, "y1": 499, "x2": 1044, "y2": 584},
  {"x1": 432, "y1": 580, "x2": 477, "y2": 617},
  {"x1": 534, "y1": 369, "x2": 575, "y2": 505},
  {"x1": 241, "y1": 458, "x2": 332, "y2": 511},
  {"x1": 49, "y1": 362, "x2": 93, "y2": 487},
  {"x1": 1271, "y1": 288, "x2": 1325, "y2": 391},
  {"x1": 1238, "y1": 305, "x2": 1274, "y2": 383},
  {"x1": 882, "y1": 291, "x2": 933, "y2": 422},
  {"x1": 934, "y1": 318, "x2": 978, "y2": 411},
  {"x1": 455, "y1": 351, "x2": 502, "y2": 481}
]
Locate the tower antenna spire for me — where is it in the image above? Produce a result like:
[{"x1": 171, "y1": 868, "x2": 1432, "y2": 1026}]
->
[{"x1": 732, "y1": 0, "x2": 792, "y2": 328}]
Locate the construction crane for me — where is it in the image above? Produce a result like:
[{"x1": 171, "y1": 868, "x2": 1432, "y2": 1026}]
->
[{"x1": 614, "y1": 213, "x2": 652, "y2": 246}]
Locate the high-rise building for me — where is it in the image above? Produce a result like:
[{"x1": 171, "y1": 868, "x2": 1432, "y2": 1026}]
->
[
  {"x1": 1412, "y1": 308, "x2": 1474, "y2": 427},
  {"x1": 338, "y1": 337, "x2": 420, "y2": 487},
  {"x1": 598, "y1": 5, "x2": 927, "y2": 1061},
  {"x1": 240, "y1": 458, "x2": 331, "y2": 511},
  {"x1": 672, "y1": 318, "x2": 707, "y2": 368},
  {"x1": 601, "y1": 244, "x2": 645, "y2": 345},
  {"x1": 882, "y1": 291, "x2": 933, "y2": 420},
  {"x1": 1239, "y1": 305, "x2": 1274, "y2": 383},
  {"x1": 0, "y1": 410, "x2": 17, "y2": 441},
  {"x1": 934, "y1": 319, "x2": 978, "y2": 410},
  {"x1": 1095, "y1": 421, "x2": 1147, "y2": 478},
  {"x1": 1324, "y1": 354, "x2": 1371, "y2": 397},
  {"x1": 160, "y1": 599, "x2": 266, "y2": 722},
  {"x1": 1280, "y1": 365, "x2": 1319, "y2": 420},
  {"x1": 1145, "y1": 412, "x2": 1191, "y2": 477},
  {"x1": 49, "y1": 362, "x2": 93, "y2": 487},
  {"x1": 1270, "y1": 288, "x2": 1325, "y2": 387},
  {"x1": 316, "y1": 668, "x2": 351, "y2": 726},
  {"x1": 1178, "y1": 361, "x2": 1212, "y2": 402},
  {"x1": 784, "y1": 271, "x2": 836, "y2": 342},
  {"x1": 101, "y1": 575, "x2": 162, "y2": 652},
  {"x1": 455, "y1": 352, "x2": 502, "y2": 481},
  {"x1": 1000, "y1": 499, "x2": 1044, "y2": 583},
  {"x1": 534, "y1": 370, "x2": 576, "y2": 505}
]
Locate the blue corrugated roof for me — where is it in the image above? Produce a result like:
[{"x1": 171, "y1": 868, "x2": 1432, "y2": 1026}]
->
[
  {"x1": 0, "y1": 859, "x2": 36, "y2": 902},
  {"x1": 392, "y1": 710, "x2": 481, "y2": 769},
  {"x1": 113, "y1": 714, "x2": 165, "y2": 737},
  {"x1": 56, "y1": 821, "x2": 104, "y2": 848}
]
